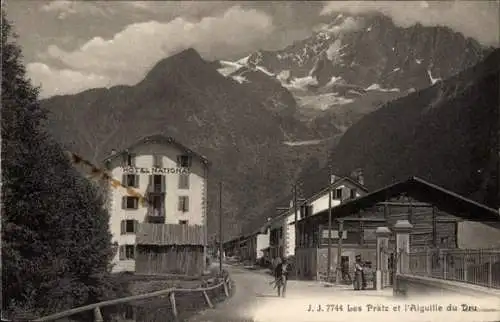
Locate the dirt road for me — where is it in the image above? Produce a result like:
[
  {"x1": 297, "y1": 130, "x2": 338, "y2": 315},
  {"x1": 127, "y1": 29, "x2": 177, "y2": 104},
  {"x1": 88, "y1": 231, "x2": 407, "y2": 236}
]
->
[{"x1": 188, "y1": 264, "x2": 500, "y2": 322}]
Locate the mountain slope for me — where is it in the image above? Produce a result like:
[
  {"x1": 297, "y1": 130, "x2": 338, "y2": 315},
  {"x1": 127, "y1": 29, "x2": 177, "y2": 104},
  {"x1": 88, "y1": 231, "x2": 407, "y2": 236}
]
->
[
  {"x1": 41, "y1": 48, "x2": 319, "y2": 239},
  {"x1": 299, "y1": 48, "x2": 500, "y2": 209}
]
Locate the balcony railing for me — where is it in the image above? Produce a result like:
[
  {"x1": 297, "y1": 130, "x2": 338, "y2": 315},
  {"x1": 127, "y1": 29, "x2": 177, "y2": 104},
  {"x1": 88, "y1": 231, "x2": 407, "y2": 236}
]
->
[
  {"x1": 147, "y1": 208, "x2": 165, "y2": 217},
  {"x1": 146, "y1": 208, "x2": 165, "y2": 224},
  {"x1": 148, "y1": 184, "x2": 164, "y2": 193},
  {"x1": 408, "y1": 248, "x2": 500, "y2": 289}
]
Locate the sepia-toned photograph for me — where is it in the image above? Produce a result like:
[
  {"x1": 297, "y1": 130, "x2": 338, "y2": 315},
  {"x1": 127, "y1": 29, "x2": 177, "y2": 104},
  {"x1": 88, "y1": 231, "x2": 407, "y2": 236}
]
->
[{"x1": 1, "y1": 1, "x2": 499, "y2": 321}]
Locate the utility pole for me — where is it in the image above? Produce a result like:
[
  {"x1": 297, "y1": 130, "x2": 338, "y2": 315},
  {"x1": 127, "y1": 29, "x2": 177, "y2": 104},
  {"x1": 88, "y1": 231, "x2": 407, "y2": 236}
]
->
[
  {"x1": 327, "y1": 165, "x2": 333, "y2": 282},
  {"x1": 336, "y1": 220, "x2": 344, "y2": 284},
  {"x1": 293, "y1": 182, "x2": 299, "y2": 278},
  {"x1": 219, "y1": 181, "x2": 223, "y2": 275}
]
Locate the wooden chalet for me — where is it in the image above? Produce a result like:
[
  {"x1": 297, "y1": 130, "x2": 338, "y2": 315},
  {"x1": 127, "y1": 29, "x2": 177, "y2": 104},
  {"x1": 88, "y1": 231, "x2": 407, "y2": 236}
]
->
[
  {"x1": 223, "y1": 235, "x2": 246, "y2": 258},
  {"x1": 292, "y1": 176, "x2": 500, "y2": 281},
  {"x1": 135, "y1": 223, "x2": 205, "y2": 276}
]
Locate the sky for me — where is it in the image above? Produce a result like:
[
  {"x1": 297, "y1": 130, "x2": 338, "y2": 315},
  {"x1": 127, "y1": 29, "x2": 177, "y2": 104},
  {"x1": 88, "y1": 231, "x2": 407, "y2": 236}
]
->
[{"x1": 3, "y1": 1, "x2": 499, "y2": 99}]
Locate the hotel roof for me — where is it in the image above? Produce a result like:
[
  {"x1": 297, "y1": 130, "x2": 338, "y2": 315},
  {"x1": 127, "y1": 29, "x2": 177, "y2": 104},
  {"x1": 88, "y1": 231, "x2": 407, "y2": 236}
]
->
[{"x1": 102, "y1": 134, "x2": 210, "y2": 166}]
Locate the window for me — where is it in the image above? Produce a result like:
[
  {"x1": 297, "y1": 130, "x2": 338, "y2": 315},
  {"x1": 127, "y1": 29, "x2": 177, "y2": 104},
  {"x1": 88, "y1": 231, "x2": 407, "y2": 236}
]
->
[
  {"x1": 121, "y1": 219, "x2": 138, "y2": 234},
  {"x1": 152, "y1": 195, "x2": 162, "y2": 208},
  {"x1": 179, "y1": 220, "x2": 188, "y2": 225},
  {"x1": 125, "y1": 220, "x2": 135, "y2": 233},
  {"x1": 149, "y1": 195, "x2": 164, "y2": 217},
  {"x1": 321, "y1": 229, "x2": 347, "y2": 239},
  {"x1": 125, "y1": 245, "x2": 135, "y2": 260},
  {"x1": 123, "y1": 153, "x2": 135, "y2": 167},
  {"x1": 178, "y1": 173, "x2": 190, "y2": 189},
  {"x1": 123, "y1": 196, "x2": 139, "y2": 209},
  {"x1": 335, "y1": 188, "x2": 343, "y2": 199},
  {"x1": 119, "y1": 245, "x2": 135, "y2": 260},
  {"x1": 124, "y1": 174, "x2": 138, "y2": 187},
  {"x1": 177, "y1": 154, "x2": 192, "y2": 168},
  {"x1": 178, "y1": 196, "x2": 189, "y2": 212},
  {"x1": 153, "y1": 155, "x2": 163, "y2": 168},
  {"x1": 363, "y1": 229, "x2": 377, "y2": 242},
  {"x1": 153, "y1": 174, "x2": 162, "y2": 185},
  {"x1": 149, "y1": 175, "x2": 165, "y2": 193},
  {"x1": 350, "y1": 189, "x2": 357, "y2": 199}
]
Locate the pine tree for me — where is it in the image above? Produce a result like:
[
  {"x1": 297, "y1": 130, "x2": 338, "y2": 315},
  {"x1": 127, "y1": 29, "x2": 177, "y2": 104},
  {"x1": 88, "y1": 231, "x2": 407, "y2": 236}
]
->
[{"x1": 1, "y1": 11, "x2": 120, "y2": 318}]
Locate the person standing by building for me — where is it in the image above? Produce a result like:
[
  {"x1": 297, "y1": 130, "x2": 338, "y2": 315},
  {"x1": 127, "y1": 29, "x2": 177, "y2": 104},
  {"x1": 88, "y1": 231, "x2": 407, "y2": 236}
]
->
[
  {"x1": 353, "y1": 255, "x2": 366, "y2": 290},
  {"x1": 274, "y1": 257, "x2": 290, "y2": 297}
]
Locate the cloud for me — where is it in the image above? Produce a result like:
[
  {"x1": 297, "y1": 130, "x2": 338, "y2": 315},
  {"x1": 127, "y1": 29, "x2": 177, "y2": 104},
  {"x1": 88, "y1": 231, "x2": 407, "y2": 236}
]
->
[
  {"x1": 316, "y1": 15, "x2": 363, "y2": 36},
  {"x1": 40, "y1": 0, "x2": 111, "y2": 19},
  {"x1": 321, "y1": 1, "x2": 499, "y2": 46},
  {"x1": 27, "y1": 62, "x2": 112, "y2": 98},
  {"x1": 40, "y1": 0, "x2": 75, "y2": 13},
  {"x1": 29, "y1": 6, "x2": 274, "y2": 98}
]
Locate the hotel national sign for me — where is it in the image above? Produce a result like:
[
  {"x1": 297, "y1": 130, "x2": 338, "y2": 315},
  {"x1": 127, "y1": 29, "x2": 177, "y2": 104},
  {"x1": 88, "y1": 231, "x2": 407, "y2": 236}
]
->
[{"x1": 122, "y1": 166, "x2": 190, "y2": 175}]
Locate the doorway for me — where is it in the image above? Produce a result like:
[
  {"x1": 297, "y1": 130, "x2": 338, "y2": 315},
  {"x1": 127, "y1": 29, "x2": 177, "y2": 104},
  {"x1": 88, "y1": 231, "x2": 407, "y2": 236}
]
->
[{"x1": 341, "y1": 256, "x2": 351, "y2": 283}]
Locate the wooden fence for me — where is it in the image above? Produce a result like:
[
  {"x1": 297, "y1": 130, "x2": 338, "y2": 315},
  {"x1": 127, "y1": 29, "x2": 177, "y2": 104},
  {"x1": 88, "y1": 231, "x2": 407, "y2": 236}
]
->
[{"x1": 32, "y1": 273, "x2": 232, "y2": 322}]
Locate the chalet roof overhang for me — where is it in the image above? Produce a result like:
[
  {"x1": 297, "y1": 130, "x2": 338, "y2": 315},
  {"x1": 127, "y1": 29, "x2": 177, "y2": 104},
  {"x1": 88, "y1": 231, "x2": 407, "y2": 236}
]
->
[
  {"x1": 102, "y1": 134, "x2": 210, "y2": 167},
  {"x1": 223, "y1": 234, "x2": 246, "y2": 246},
  {"x1": 248, "y1": 225, "x2": 269, "y2": 237},
  {"x1": 290, "y1": 176, "x2": 500, "y2": 225}
]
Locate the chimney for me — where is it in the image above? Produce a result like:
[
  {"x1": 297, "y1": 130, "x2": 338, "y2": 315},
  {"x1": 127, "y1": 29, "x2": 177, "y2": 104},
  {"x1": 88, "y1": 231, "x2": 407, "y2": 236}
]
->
[
  {"x1": 330, "y1": 174, "x2": 337, "y2": 184},
  {"x1": 357, "y1": 169, "x2": 364, "y2": 186},
  {"x1": 111, "y1": 149, "x2": 117, "y2": 156}
]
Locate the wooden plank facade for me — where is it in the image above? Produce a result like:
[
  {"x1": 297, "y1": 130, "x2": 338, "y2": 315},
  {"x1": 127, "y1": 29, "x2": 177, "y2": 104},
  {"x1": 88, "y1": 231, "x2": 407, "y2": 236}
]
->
[
  {"x1": 136, "y1": 223, "x2": 205, "y2": 245},
  {"x1": 135, "y1": 223, "x2": 206, "y2": 276},
  {"x1": 295, "y1": 195, "x2": 461, "y2": 280},
  {"x1": 135, "y1": 245, "x2": 204, "y2": 275}
]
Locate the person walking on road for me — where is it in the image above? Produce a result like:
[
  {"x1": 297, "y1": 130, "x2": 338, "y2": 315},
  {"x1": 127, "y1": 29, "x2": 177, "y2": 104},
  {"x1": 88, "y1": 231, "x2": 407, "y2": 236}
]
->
[{"x1": 274, "y1": 257, "x2": 290, "y2": 297}]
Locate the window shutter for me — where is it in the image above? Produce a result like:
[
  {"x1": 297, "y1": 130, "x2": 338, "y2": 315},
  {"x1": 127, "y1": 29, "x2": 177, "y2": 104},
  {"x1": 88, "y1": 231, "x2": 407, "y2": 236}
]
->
[
  {"x1": 161, "y1": 175, "x2": 166, "y2": 193},
  {"x1": 178, "y1": 174, "x2": 189, "y2": 189},
  {"x1": 154, "y1": 155, "x2": 163, "y2": 167},
  {"x1": 122, "y1": 174, "x2": 127, "y2": 185},
  {"x1": 184, "y1": 196, "x2": 189, "y2": 212},
  {"x1": 130, "y1": 154, "x2": 136, "y2": 167},
  {"x1": 119, "y1": 245, "x2": 125, "y2": 260},
  {"x1": 134, "y1": 220, "x2": 139, "y2": 233},
  {"x1": 187, "y1": 156, "x2": 192, "y2": 168},
  {"x1": 121, "y1": 220, "x2": 126, "y2": 235},
  {"x1": 178, "y1": 197, "x2": 183, "y2": 211},
  {"x1": 134, "y1": 174, "x2": 140, "y2": 188},
  {"x1": 122, "y1": 196, "x2": 126, "y2": 209},
  {"x1": 148, "y1": 174, "x2": 153, "y2": 191},
  {"x1": 133, "y1": 198, "x2": 139, "y2": 209},
  {"x1": 122, "y1": 153, "x2": 128, "y2": 167},
  {"x1": 176, "y1": 156, "x2": 181, "y2": 167}
]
